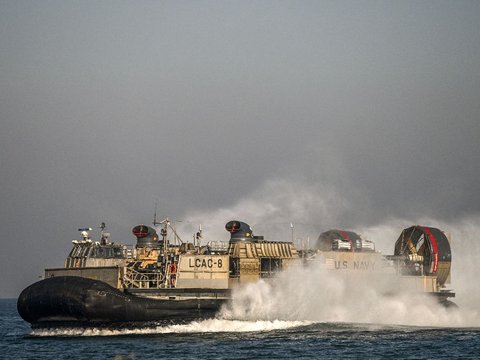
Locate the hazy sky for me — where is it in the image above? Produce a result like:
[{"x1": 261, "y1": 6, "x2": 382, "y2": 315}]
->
[{"x1": 1, "y1": 1, "x2": 479, "y2": 298}]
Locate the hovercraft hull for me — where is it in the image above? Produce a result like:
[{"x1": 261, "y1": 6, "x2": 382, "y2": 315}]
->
[{"x1": 17, "y1": 276, "x2": 227, "y2": 328}]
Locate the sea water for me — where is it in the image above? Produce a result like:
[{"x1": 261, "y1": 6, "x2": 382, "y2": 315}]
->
[{"x1": 2, "y1": 298, "x2": 480, "y2": 359}]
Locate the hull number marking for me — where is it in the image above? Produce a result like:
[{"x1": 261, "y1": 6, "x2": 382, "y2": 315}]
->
[{"x1": 188, "y1": 258, "x2": 223, "y2": 268}]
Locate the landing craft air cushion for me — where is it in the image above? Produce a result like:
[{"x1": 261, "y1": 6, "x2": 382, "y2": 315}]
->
[{"x1": 17, "y1": 219, "x2": 455, "y2": 328}]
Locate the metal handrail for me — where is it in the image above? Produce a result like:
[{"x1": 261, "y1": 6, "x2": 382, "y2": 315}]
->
[{"x1": 123, "y1": 266, "x2": 166, "y2": 289}]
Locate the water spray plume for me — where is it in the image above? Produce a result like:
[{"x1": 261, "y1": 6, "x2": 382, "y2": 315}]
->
[
  {"x1": 180, "y1": 178, "x2": 480, "y2": 328},
  {"x1": 220, "y1": 263, "x2": 475, "y2": 327}
]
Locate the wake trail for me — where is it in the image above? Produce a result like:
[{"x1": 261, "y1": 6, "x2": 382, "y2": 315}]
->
[{"x1": 30, "y1": 319, "x2": 311, "y2": 337}]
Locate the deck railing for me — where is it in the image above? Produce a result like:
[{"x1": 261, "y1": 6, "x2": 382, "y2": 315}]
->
[{"x1": 123, "y1": 266, "x2": 168, "y2": 289}]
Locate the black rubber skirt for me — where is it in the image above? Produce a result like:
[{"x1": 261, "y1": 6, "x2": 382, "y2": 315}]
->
[{"x1": 17, "y1": 276, "x2": 225, "y2": 328}]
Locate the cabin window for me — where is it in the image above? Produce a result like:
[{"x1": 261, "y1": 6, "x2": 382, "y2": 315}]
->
[
  {"x1": 113, "y1": 247, "x2": 123, "y2": 258},
  {"x1": 80, "y1": 247, "x2": 91, "y2": 258},
  {"x1": 89, "y1": 246, "x2": 124, "y2": 259},
  {"x1": 72, "y1": 246, "x2": 83, "y2": 258},
  {"x1": 260, "y1": 258, "x2": 282, "y2": 278}
]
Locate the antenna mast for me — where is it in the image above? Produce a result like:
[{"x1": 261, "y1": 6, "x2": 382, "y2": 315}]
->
[{"x1": 153, "y1": 201, "x2": 160, "y2": 226}]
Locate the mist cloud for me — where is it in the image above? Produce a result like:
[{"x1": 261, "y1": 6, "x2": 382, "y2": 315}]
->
[{"x1": 1, "y1": 1, "x2": 479, "y2": 299}]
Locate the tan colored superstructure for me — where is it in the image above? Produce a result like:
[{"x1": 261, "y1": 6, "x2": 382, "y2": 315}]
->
[
  {"x1": 175, "y1": 254, "x2": 229, "y2": 289},
  {"x1": 45, "y1": 220, "x2": 455, "y2": 304},
  {"x1": 49, "y1": 221, "x2": 301, "y2": 293},
  {"x1": 228, "y1": 240, "x2": 300, "y2": 285}
]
